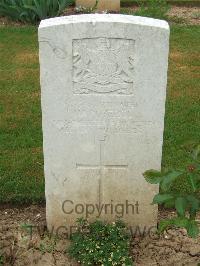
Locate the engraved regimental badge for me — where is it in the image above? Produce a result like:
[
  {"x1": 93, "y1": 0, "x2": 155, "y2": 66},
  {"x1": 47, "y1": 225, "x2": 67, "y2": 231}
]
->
[{"x1": 73, "y1": 38, "x2": 135, "y2": 95}]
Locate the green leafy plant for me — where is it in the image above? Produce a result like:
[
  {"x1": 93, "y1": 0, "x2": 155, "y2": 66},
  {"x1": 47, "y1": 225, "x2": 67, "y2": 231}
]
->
[
  {"x1": 144, "y1": 145, "x2": 200, "y2": 238},
  {"x1": 39, "y1": 235, "x2": 57, "y2": 254},
  {"x1": 69, "y1": 218, "x2": 133, "y2": 265},
  {"x1": 0, "y1": 0, "x2": 74, "y2": 24},
  {"x1": 135, "y1": 0, "x2": 170, "y2": 20}
]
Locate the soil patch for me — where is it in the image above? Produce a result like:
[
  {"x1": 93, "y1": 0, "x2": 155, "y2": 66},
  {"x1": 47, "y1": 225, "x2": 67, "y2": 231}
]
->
[
  {"x1": 168, "y1": 6, "x2": 200, "y2": 24},
  {"x1": 0, "y1": 205, "x2": 199, "y2": 265},
  {"x1": 0, "y1": 6, "x2": 199, "y2": 27}
]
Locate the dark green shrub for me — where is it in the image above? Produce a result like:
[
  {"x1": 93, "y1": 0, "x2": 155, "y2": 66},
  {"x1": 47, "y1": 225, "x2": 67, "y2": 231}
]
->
[
  {"x1": 68, "y1": 218, "x2": 133, "y2": 265},
  {"x1": 135, "y1": 0, "x2": 170, "y2": 20},
  {"x1": 0, "y1": 0, "x2": 74, "y2": 24},
  {"x1": 144, "y1": 145, "x2": 200, "y2": 238}
]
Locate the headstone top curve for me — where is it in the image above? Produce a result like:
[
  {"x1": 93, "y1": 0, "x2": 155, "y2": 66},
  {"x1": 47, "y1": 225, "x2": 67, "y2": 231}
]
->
[{"x1": 39, "y1": 14, "x2": 169, "y2": 30}]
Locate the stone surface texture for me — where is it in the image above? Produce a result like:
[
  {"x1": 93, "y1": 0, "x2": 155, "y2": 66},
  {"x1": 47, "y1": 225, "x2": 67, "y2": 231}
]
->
[
  {"x1": 76, "y1": 0, "x2": 120, "y2": 11},
  {"x1": 39, "y1": 14, "x2": 170, "y2": 230}
]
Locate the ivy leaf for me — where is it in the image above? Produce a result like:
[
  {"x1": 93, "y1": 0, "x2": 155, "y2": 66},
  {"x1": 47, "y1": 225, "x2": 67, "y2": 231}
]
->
[
  {"x1": 152, "y1": 194, "x2": 174, "y2": 204},
  {"x1": 160, "y1": 171, "x2": 183, "y2": 192},
  {"x1": 175, "y1": 197, "x2": 187, "y2": 217},
  {"x1": 143, "y1": 170, "x2": 163, "y2": 184}
]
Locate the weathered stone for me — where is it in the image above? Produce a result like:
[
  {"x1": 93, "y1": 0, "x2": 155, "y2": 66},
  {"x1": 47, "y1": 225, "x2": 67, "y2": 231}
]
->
[
  {"x1": 38, "y1": 14, "x2": 170, "y2": 231},
  {"x1": 76, "y1": 0, "x2": 120, "y2": 11}
]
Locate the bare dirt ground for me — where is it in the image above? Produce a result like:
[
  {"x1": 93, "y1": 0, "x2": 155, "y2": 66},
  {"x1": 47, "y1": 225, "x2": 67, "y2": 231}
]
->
[
  {"x1": 167, "y1": 6, "x2": 200, "y2": 24},
  {"x1": 0, "y1": 6, "x2": 199, "y2": 26},
  {"x1": 0, "y1": 205, "x2": 199, "y2": 265},
  {"x1": 120, "y1": 6, "x2": 200, "y2": 24},
  {"x1": 132, "y1": 209, "x2": 200, "y2": 266}
]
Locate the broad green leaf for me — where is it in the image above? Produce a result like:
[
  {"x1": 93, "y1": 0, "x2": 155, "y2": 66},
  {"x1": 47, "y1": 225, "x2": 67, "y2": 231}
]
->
[
  {"x1": 160, "y1": 171, "x2": 183, "y2": 192},
  {"x1": 172, "y1": 217, "x2": 189, "y2": 228},
  {"x1": 188, "y1": 173, "x2": 197, "y2": 192},
  {"x1": 143, "y1": 169, "x2": 163, "y2": 184},
  {"x1": 175, "y1": 197, "x2": 187, "y2": 217},
  {"x1": 164, "y1": 198, "x2": 175, "y2": 208},
  {"x1": 152, "y1": 194, "x2": 174, "y2": 204},
  {"x1": 187, "y1": 195, "x2": 200, "y2": 210}
]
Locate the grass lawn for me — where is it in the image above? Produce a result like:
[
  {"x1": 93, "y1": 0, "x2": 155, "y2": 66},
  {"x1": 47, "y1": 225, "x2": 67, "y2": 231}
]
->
[
  {"x1": 0, "y1": 25, "x2": 199, "y2": 204},
  {"x1": 0, "y1": 27, "x2": 44, "y2": 204}
]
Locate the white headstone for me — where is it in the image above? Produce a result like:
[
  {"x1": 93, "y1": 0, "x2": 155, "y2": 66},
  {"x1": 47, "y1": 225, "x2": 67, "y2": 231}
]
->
[{"x1": 39, "y1": 14, "x2": 169, "y2": 232}]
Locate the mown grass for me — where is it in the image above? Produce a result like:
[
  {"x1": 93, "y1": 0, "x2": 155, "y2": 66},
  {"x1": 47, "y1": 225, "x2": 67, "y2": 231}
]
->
[
  {"x1": 0, "y1": 27, "x2": 44, "y2": 204},
  {"x1": 162, "y1": 25, "x2": 200, "y2": 192},
  {"x1": 0, "y1": 25, "x2": 199, "y2": 203}
]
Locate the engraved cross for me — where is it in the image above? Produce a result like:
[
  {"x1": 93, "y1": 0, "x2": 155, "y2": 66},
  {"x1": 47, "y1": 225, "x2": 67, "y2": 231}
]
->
[{"x1": 76, "y1": 137, "x2": 128, "y2": 205}]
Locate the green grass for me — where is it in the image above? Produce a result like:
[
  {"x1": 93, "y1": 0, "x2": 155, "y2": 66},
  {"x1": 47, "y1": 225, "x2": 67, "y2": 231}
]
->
[
  {"x1": 0, "y1": 25, "x2": 199, "y2": 203},
  {"x1": 162, "y1": 25, "x2": 200, "y2": 192},
  {"x1": 0, "y1": 27, "x2": 44, "y2": 204}
]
